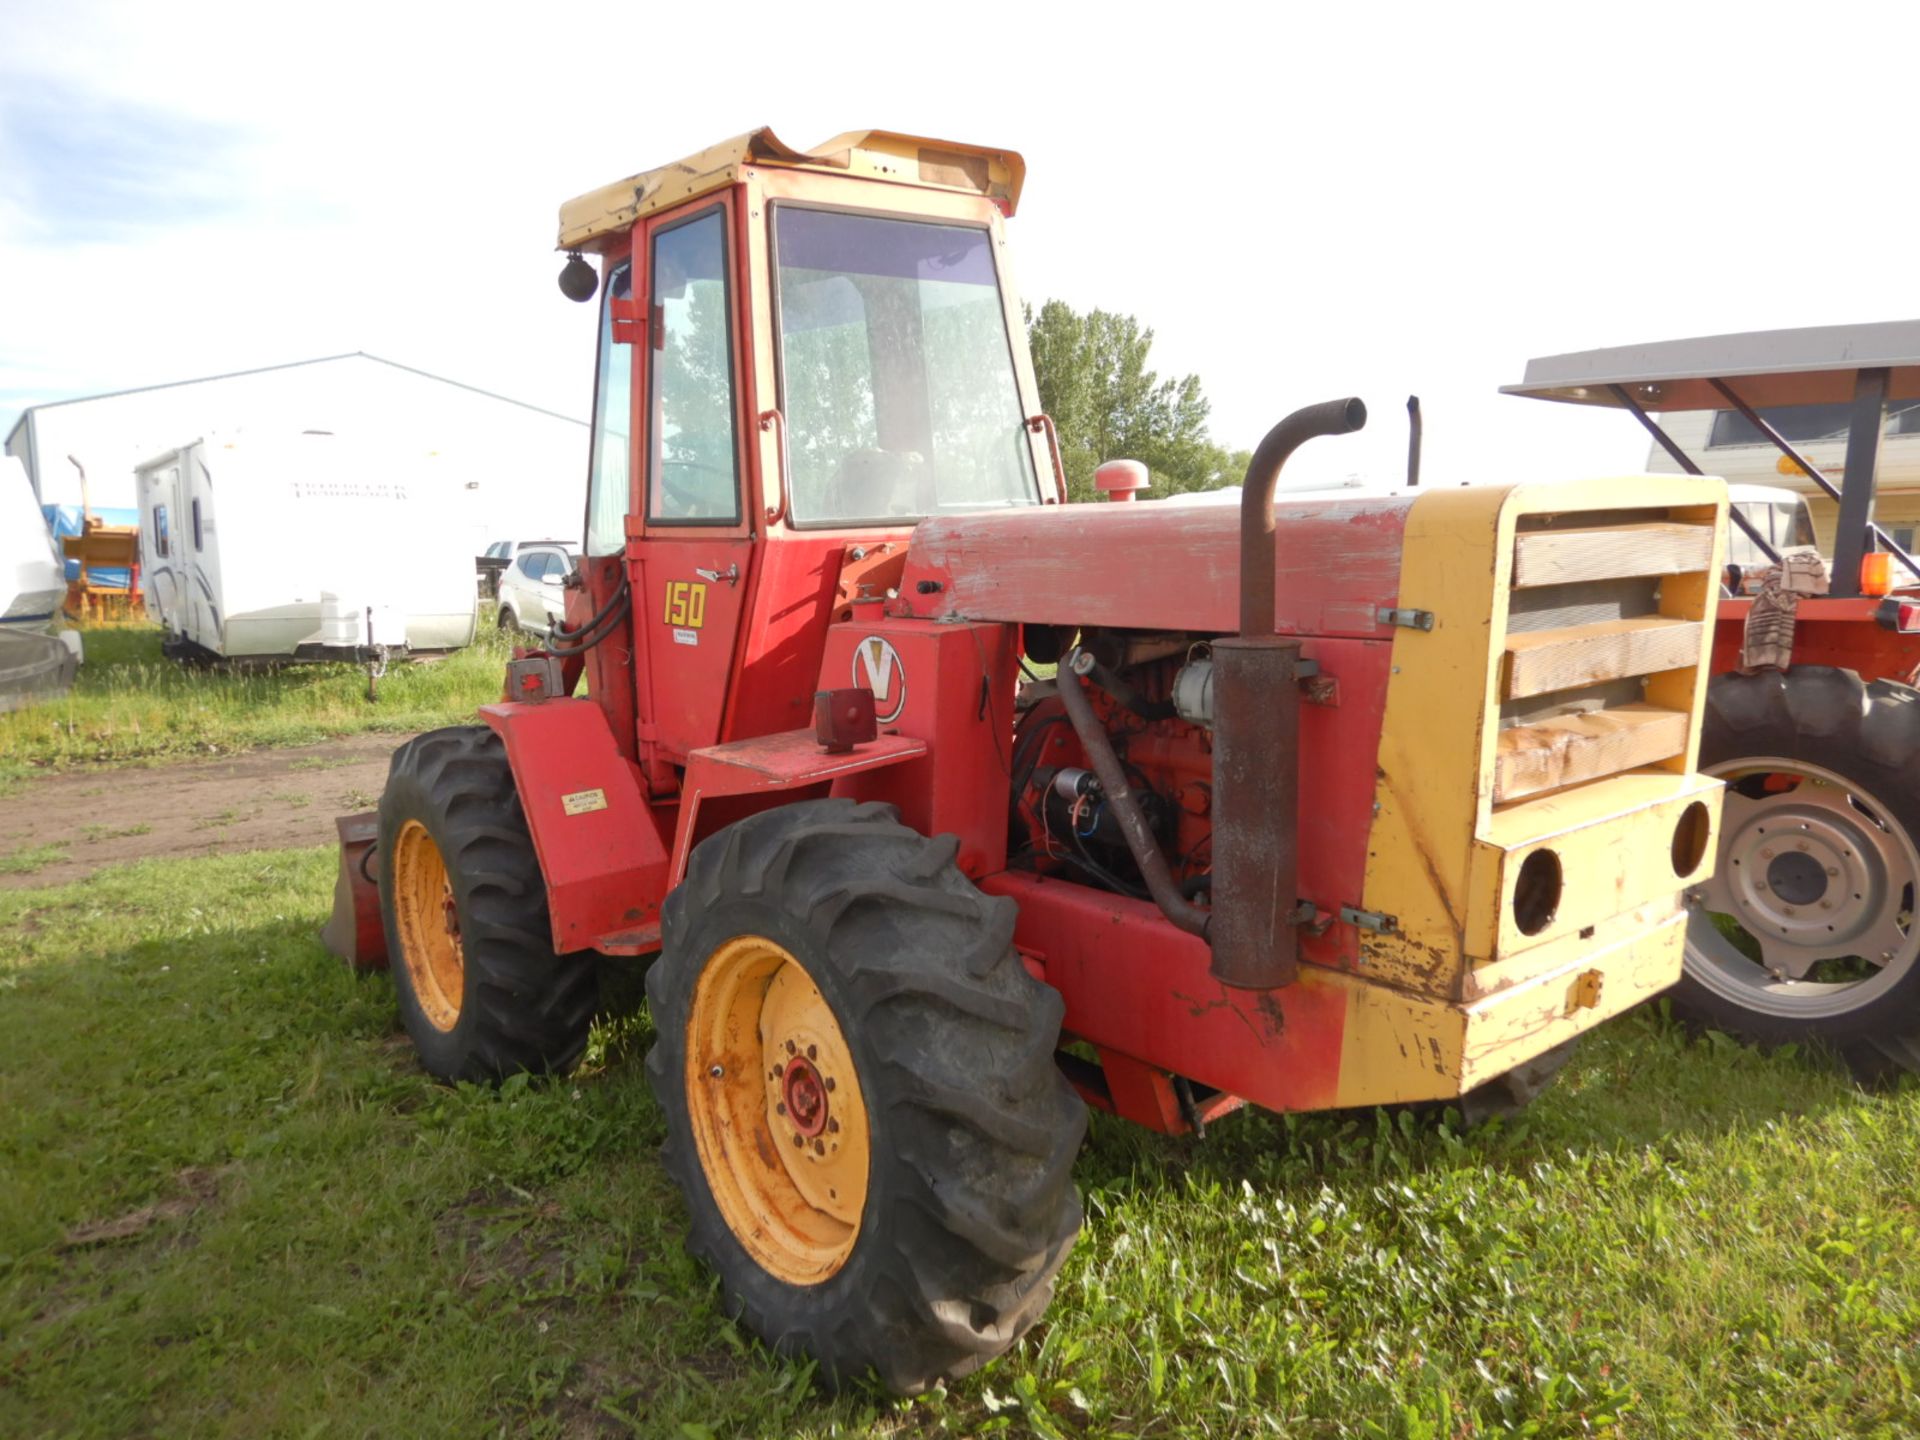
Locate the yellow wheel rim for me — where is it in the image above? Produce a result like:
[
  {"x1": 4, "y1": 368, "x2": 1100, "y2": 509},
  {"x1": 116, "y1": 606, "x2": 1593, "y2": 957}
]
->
[
  {"x1": 685, "y1": 935, "x2": 871, "y2": 1285},
  {"x1": 391, "y1": 819, "x2": 465, "y2": 1032}
]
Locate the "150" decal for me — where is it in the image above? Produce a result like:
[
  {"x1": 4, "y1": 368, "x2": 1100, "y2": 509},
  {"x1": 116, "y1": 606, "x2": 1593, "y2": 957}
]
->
[{"x1": 664, "y1": 579, "x2": 707, "y2": 630}]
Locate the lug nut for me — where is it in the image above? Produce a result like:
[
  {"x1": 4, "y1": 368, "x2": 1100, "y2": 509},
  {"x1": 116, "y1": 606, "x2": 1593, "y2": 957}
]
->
[
  {"x1": 824, "y1": 1076, "x2": 836, "y2": 1092},
  {"x1": 709, "y1": 1064, "x2": 724, "y2": 1079},
  {"x1": 792, "y1": 1134, "x2": 805, "y2": 1148},
  {"x1": 1828, "y1": 867, "x2": 1840, "y2": 877},
  {"x1": 807, "y1": 1044, "x2": 818, "y2": 1060}
]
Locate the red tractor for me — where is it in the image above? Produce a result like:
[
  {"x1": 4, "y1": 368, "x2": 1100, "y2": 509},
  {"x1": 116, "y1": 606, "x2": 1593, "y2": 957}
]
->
[
  {"x1": 1506, "y1": 329, "x2": 1920, "y2": 1080},
  {"x1": 328, "y1": 128, "x2": 1729, "y2": 1392}
]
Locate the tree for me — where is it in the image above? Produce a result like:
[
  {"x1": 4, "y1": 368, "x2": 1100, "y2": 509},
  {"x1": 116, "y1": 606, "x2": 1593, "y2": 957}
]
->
[{"x1": 1025, "y1": 300, "x2": 1250, "y2": 503}]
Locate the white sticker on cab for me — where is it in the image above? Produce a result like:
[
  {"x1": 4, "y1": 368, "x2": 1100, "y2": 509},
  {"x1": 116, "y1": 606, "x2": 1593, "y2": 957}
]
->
[{"x1": 673, "y1": 628, "x2": 698, "y2": 646}]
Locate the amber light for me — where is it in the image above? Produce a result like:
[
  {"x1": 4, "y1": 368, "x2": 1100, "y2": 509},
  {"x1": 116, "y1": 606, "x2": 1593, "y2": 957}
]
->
[{"x1": 1862, "y1": 552, "x2": 1893, "y2": 596}]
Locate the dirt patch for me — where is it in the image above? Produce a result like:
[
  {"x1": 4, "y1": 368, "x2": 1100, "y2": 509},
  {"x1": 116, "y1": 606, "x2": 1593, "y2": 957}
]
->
[
  {"x1": 0, "y1": 735, "x2": 409, "y2": 889},
  {"x1": 435, "y1": 1187, "x2": 575, "y2": 1293},
  {"x1": 59, "y1": 1166, "x2": 228, "y2": 1250}
]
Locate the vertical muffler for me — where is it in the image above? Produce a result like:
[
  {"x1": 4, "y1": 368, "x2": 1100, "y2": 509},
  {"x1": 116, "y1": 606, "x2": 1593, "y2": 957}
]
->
[{"x1": 1209, "y1": 397, "x2": 1367, "y2": 988}]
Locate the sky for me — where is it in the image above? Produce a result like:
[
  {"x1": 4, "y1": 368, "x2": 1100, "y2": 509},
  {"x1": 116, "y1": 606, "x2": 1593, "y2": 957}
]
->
[{"x1": 3, "y1": 0, "x2": 1916, "y2": 492}]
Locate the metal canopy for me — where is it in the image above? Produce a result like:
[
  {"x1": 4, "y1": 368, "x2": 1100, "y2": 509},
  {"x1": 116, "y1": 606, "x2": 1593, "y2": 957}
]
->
[{"x1": 1502, "y1": 319, "x2": 1920, "y2": 411}]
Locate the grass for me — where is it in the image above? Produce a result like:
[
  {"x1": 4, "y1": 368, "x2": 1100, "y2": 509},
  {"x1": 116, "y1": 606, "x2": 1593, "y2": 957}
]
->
[
  {"x1": 0, "y1": 619, "x2": 514, "y2": 785},
  {"x1": 0, "y1": 842, "x2": 69, "y2": 876},
  {"x1": 6, "y1": 852, "x2": 1920, "y2": 1437}
]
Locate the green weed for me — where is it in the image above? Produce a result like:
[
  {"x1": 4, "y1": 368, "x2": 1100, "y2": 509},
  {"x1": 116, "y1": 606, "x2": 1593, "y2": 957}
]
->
[{"x1": 0, "y1": 841, "x2": 69, "y2": 875}]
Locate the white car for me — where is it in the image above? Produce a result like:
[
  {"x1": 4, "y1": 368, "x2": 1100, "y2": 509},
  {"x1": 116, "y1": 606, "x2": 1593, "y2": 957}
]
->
[{"x1": 495, "y1": 541, "x2": 579, "y2": 638}]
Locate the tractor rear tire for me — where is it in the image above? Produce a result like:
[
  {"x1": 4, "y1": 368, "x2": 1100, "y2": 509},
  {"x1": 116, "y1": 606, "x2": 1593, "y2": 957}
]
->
[
  {"x1": 644, "y1": 798, "x2": 1086, "y2": 1394},
  {"x1": 378, "y1": 725, "x2": 597, "y2": 1083},
  {"x1": 1676, "y1": 668, "x2": 1920, "y2": 1083}
]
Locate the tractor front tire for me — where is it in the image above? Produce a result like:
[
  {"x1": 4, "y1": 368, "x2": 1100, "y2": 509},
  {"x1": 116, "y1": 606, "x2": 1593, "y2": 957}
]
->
[
  {"x1": 1676, "y1": 668, "x2": 1920, "y2": 1083},
  {"x1": 644, "y1": 799, "x2": 1086, "y2": 1394},
  {"x1": 378, "y1": 725, "x2": 597, "y2": 1083}
]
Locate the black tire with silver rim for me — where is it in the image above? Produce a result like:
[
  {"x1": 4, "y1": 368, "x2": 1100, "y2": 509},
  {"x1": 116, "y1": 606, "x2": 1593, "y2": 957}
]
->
[{"x1": 1676, "y1": 667, "x2": 1920, "y2": 1082}]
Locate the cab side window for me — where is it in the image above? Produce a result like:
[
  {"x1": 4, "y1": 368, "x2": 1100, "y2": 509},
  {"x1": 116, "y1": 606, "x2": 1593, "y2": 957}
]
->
[{"x1": 586, "y1": 262, "x2": 635, "y2": 556}]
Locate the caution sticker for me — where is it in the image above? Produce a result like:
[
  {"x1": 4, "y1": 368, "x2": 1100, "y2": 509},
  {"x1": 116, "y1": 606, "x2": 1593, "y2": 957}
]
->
[{"x1": 561, "y1": 788, "x2": 608, "y2": 816}]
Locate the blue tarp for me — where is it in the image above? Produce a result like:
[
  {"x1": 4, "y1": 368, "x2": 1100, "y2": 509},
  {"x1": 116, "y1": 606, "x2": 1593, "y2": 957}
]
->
[{"x1": 41, "y1": 505, "x2": 139, "y2": 590}]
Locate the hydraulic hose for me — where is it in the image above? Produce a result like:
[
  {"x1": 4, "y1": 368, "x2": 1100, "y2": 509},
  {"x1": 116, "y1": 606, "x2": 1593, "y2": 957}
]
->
[
  {"x1": 1057, "y1": 648, "x2": 1210, "y2": 939},
  {"x1": 543, "y1": 580, "x2": 632, "y2": 656},
  {"x1": 552, "y1": 573, "x2": 630, "y2": 643}
]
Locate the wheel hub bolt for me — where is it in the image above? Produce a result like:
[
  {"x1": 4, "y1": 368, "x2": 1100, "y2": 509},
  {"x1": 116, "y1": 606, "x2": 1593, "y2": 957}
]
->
[
  {"x1": 709, "y1": 1064, "x2": 725, "y2": 1079},
  {"x1": 1828, "y1": 867, "x2": 1839, "y2": 877}
]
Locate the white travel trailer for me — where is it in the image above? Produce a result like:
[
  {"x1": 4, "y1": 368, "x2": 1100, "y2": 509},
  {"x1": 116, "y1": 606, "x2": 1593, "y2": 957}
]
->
[
  {"x1": 0, "y1": 455, "x2": 80, "y2": 709},
  {"x1": 136, "y1": 434, "x2": 478, "y2": 662}
]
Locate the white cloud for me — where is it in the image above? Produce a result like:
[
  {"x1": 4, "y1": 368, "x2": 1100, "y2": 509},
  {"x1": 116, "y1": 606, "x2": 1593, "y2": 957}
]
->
[{"x1": 3, "y1": 0, "x2": 1915, "y2": 488}]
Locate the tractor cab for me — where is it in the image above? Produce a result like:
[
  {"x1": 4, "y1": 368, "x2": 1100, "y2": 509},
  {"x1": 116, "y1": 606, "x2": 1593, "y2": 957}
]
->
[{"x1": 553, "y1": 129, "x2": 1057, "y2": 786}]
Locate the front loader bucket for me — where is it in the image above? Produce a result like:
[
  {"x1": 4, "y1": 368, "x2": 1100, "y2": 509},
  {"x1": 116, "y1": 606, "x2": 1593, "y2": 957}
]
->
[{"x1": 320, "y1": 811, "x2": 388, "y2": 971}]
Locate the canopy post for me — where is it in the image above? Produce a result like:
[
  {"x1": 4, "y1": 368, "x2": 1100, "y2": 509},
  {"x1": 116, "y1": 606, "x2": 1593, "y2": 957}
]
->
[
  {"x1": 1609, "y1": 384, "x2": 1780, "y2": 567},
  {"x1": 1832, "y1": 367, "x2": 1891, "y2": 599}
]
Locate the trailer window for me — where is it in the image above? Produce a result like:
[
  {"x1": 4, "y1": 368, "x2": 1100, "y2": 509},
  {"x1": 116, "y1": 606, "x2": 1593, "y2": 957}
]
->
[
  {"x1": 1709, "y1": 399, "x2": 1920, "y2": 449},
  {"x1": 647, "y1": 208, "x2": 741, "y2": 526},
  {"x1": 153, "y1": 504, "x2": 170, "y2": 558},
  {"x1": 191, "y1": 498, "x2": 203, "y2": 551},
  {"x1": 586, "y1": 261, "x2": 634, "y2": 556},
  {"x1": 773, "y1": 206, "x2": 1039, "y2": 526}
]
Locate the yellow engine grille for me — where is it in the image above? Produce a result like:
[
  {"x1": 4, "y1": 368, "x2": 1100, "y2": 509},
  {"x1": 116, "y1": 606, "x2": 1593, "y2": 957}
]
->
[{"x1": 1493, "y1": 509, "x2": 1720, "y2": 804}]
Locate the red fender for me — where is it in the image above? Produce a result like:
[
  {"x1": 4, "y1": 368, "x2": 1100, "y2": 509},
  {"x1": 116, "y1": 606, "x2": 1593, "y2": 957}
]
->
[{"x1": 480, "y1": 698, "x2": 672, "y2": 954}]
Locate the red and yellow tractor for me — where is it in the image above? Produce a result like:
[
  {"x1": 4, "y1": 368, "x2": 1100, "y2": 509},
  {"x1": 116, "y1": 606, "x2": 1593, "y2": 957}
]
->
[
  {"x1": 1506, "y1": 332, "x2": 1920, "y2": 1080},
  {"x1": 326, "y1": 128, "x2": 1729, "y2": 1392}
]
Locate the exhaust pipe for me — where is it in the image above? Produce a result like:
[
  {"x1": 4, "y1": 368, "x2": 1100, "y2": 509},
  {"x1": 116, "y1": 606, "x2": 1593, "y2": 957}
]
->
[{"x1": 1211, "y1": 397, "x2": 1367, "y2": 989}]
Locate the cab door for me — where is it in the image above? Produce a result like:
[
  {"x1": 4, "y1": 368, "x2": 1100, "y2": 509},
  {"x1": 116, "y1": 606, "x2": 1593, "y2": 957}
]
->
[{"x1": 629, "y1": 192, "x2": 756, "y2": 761}]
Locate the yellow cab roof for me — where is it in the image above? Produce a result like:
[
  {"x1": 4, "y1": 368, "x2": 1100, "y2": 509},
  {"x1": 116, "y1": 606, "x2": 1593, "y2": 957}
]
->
[{"x1": 557, "y1": 126, "x2": 1025, "y2": 254}]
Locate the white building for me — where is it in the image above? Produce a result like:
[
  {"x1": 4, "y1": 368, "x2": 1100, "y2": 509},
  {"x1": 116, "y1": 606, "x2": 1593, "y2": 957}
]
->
[{"x1": 5, "y1": 353, "x2": 590, "y2": 553}]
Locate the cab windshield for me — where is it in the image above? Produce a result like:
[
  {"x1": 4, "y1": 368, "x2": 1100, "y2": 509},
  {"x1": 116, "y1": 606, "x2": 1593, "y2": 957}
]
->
[{"x1": 773, "y1": 206, "x2": 1040, "y2": 525}]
